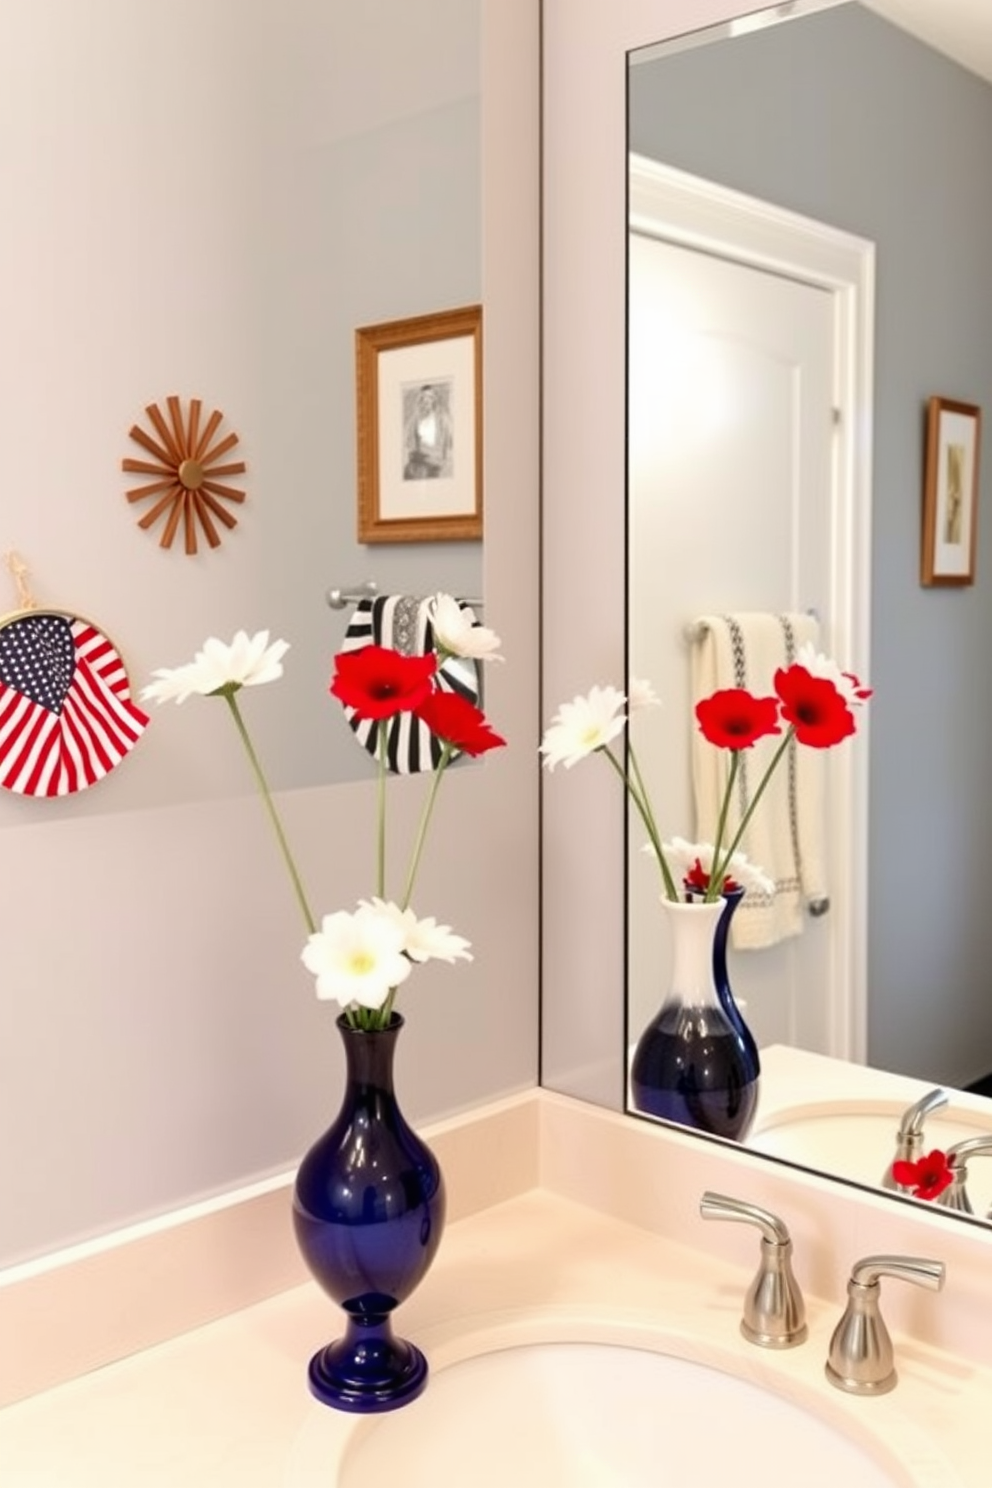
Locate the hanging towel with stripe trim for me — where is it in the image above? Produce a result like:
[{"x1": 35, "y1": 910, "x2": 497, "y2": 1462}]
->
[{"x1": 338, "y1": 594, "x2": 481, "y2": 774}]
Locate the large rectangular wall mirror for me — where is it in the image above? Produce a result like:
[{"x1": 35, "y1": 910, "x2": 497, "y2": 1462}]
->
[{"x1": 542, "y1": 0, "x2": 992, "y2": 1237}]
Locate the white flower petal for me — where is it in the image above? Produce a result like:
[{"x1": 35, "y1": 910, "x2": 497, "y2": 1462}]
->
[
  {"x1": 539, "y1": 685, "x2": 627, "y2": 770},
  {"x1": 358, "y1": 896, "x2": 406, "y2": 923},
  {"x1": 141, "y1": 630, "x2": 290, "y2": 704},
  {"x1": 428, "y1": 592, "x2": 503, "y2": 662},
  {"x1": 358, "y1": 898, "x2": 473, "y2": 965},
  {"x1": 140, "y1": 663, "x2": 202, "y2": 705},
  {"x1": 405, "y1": 915, "x2": 473, "y2": 964}
]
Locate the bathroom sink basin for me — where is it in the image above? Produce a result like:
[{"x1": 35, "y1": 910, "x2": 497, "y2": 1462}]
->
[
  {"x1": 336, "y1": 1341, "x2": 911, "y2": 1488},
  {"x1": 748, "y1": 1101, "x2": 992, "y2": 1215}
]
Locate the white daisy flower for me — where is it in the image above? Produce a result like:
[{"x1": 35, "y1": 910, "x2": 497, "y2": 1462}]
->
[
  {"x1": 142, "y1": 630, "x2": 289, "y2": 704},
  {"x1": 539, "y1": 685, "x2": 627, "y2": 770},
  {"x1": 300, "y1": 904, "x2": 412, "y2": 1011},
  {"x1": 359, "y1": 898, "x2": 473, "y2": 964},
  {"x1": 428, "y1": 593, "x2": 503, "y2": 662}
]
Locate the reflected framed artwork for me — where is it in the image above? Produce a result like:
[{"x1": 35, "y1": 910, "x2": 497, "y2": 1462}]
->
[
  {"x1": 921, "y1": 395, "x2": 981, "y2": 586},
  {"x1": 355, "y1": 305, "x2": 483, "y2": 543}
]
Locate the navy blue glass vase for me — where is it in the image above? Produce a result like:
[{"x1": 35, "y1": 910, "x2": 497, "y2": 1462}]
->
[
  {"x1": 292, "y1": 1013, "x2": 446, "y2": 1413},
  {"x1": 630, "y1": 897, "x2": 759, "y2": 1142}
]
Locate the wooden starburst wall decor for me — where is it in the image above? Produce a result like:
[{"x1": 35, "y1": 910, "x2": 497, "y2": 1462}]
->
[{"x1": 122, "y1": 397, "x2": 247, "y2": 554}]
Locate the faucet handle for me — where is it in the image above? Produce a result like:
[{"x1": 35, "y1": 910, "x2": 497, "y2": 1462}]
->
[
  {"x1": 849, "y1": 1255, "x2": 944, "y2": 1290},
  {"x1": 897, "y1": 1088, "x2": 949, "y2": 1137},
  {"x1": 826, "y1": 1253, "x2": 945, "y2": 1395},
  {"x1": 882, "y1": 1087, "x2": 948, "y2": 1190},
  {"x1": 699, "y1": 1191, "x2": 808, "y2": 1348}
]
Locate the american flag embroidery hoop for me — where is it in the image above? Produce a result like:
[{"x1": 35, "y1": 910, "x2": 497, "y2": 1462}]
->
[{"x1": 0, "y1": 607, "x2": 150, "y2": 797}]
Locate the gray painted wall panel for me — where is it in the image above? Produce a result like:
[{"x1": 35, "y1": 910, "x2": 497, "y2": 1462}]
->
[{"x1": 0, "y1": 0, "x2": 540, "y2": 1270}]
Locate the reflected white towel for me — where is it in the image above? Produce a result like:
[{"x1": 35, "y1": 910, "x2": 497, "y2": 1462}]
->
[{"x1": 689, "y1": 612, "x2": 829, "y2": 949}]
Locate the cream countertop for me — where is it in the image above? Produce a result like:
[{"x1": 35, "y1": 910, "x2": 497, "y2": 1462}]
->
[
  {"x1": 0, "y1": 1187, "x2": 984, "y2": 1488},
  {"x1": 2, "y1": 1091, "x2": 991, "y2": 1487}
]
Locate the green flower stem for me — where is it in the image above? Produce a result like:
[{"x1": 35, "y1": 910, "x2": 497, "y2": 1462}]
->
[
  {"x1": 627, "y1": 739, "x2": 680, "y2": 899},
  {"x1": 704, "y1": 750, "x2": 740, "y2": 901},
  {"x1": 400, "y1": 740, "x2": 455, "y2": 912},
  {"x1": 368, "y1": 741, "x2": 455, "y2": 1028},
  {"x1": 713, "y1": 726, "x2": 796, "y2": 888},
  {"x1": 379, "y1": 990, "x2": 399, "y2": 1027},
  {"x1": 366, "y1": 724, "x2": 392, "y2": 1032},
  {"x1": 223, "y1": 690, "x2": 317, "y2": 935},
  {"x1": 603, "y1": 743, "x2": 679, "y2": 901},
  {"x1": 376, "y1": 723, "x2": 388, "y2": 899}
]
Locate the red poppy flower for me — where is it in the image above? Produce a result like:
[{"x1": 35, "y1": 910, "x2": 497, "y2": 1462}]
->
[
  {"x1": 330, "y1": 646, "x2": 437, "y2": 720},
  {"x1": 416, "y1": 690, "x2": 507, "y2": 756},
  {"x1": 695, "y1": 688, "x2": 781, "y2": 751},
  {"x1": 891, "y1": 1149, "x2": 954, "y2": 1201},
  {"x1": 773, "y1": 664, "x2": 855, "y2": 748}
]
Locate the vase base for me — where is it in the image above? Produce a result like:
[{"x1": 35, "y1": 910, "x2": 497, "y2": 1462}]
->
[{"x1": 307, "y1": 1335, "x2": 429, "y2": 1414}]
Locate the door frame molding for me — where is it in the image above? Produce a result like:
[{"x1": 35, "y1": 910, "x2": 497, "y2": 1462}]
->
[{"x1": 629, "y1": 154, "x2": 874, "y2": 1063}]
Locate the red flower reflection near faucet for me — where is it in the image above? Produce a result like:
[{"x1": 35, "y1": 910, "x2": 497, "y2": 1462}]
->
[{"x1": 891, "y1": 1149, "x2": 954, "y2": 1201}]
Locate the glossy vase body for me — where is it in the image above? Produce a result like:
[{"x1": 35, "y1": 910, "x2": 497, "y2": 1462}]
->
[
  {"x1": 630, "y1": 898, "x2": 759, "y2": 1142},
  {"x1": 292, "y1": 1013, "x2": 446, "y2": 1412}
]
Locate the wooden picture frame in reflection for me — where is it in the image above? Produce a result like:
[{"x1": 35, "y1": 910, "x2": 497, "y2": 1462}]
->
[
  {"x1": 355, "y1": 305, "x2": 483, "y2": 544},
  {"x1": 921, "y1": 395, "x2": 981, "y2": 586}
]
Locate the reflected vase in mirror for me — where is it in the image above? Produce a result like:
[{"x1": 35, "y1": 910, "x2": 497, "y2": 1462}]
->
[
  {"x1": 292, "y1": 1013, "x2": 446, "y2": 1413},
  {"x1": 630, "y1": 895, "x2": 759, "y2": 1141},
  {"x1": 710, "y1": 887, "x2": 761, "y2": 1078}
]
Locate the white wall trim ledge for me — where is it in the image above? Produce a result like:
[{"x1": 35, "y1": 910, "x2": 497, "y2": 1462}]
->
[{"x1": 4, "y1": 1089, "x2": 992, "y2": 1411}]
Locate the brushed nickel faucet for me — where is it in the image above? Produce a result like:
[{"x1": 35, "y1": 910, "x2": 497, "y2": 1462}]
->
[
  {"x1": 934, "y1": 1134, "x2": 992, "y2": 1219},
  {"x1": 882, "y1": 1087, "x2": 948, "y2": 1190},
  {"x1": 825, "y1": 1254, "x2": 945, "y2": 1395},
  {"x1": 699, "y1": 1191, "x2": 807, "y2": 1348}
]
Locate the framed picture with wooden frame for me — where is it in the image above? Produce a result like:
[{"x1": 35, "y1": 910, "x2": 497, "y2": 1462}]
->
[
  {"x1": 921, "y1": 395, "x2": 981, "y2": 586},
  {"x1": 355, "y1": 305, "x2": 483, "y2": 543}
]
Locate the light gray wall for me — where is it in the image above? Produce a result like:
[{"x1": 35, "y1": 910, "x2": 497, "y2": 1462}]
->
[
  {"x1": 0, "y1": 0, "x2": 482, "y2": 816},
  {"x1": 0, "y1": 0, "x2": 540, "y2": 1269},
  {"x1": 629, "y1": 2, "x2": 992, "y2": 1090}
]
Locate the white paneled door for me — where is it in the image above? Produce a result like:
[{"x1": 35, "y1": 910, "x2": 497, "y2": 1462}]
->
[{"x1": 627, "y1": 163, "x2": 872, "y2": 1065}]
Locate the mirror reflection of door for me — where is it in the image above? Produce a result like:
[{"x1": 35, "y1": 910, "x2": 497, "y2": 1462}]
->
[
  {"x1": 627, "y1": 157, "x2": 874, "y2": 1096},
  {"x1": 629, "y1": 236, "x2": 834, "y2": 1056}
]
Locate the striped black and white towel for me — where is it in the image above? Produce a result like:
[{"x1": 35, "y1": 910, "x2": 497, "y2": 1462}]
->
[
  {"x1": 338, "y1": 594, "x2": 481, "y2": 774},
  {"x1": 689, "y1": 611, "x2": 828, "y2": 949}
]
